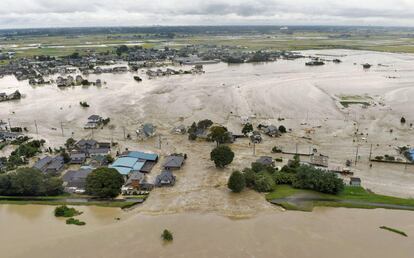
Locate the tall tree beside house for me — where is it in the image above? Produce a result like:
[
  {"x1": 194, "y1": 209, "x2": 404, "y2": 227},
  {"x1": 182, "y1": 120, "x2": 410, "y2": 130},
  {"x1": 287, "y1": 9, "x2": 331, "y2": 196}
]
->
[
  {"x1": 227, "y1": 170, "x2": 246, "y2": 193},
  {"x1": 65, "y1": 138, "x2": 76, "y2": 150},
  {"x1": 210, "y1": 145, "x2": 235, "y2": 168},
  {"x1": 85, "y1": 168, "x2": 124, "y2": 198},
  {"x1": 208, "y1": 126, "x2": 230, "y2": 146},
  {"x1": 242, "y1": 123, "x2": 253, "y2": 135}
]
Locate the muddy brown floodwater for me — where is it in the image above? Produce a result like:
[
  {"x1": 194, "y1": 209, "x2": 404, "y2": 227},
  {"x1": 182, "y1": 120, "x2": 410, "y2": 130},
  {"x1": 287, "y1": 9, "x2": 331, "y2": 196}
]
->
[
  {"x1": 1, "y1": 49, "x2": 414, "y2": 257},
  {"x1": 1, "y1": 205, "x2": 414, "y2": 258}
]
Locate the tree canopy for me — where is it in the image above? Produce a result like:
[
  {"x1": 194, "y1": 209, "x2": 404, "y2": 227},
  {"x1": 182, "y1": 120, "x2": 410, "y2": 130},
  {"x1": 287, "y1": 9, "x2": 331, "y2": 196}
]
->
[
  {"x1": 85, "y1": 168, "x2": 124, "y2": 198},
  {"x1": 0, "y1": 168, "x2": 63, "y2": 196},
  {"x1": 208, "y1": 126, "x2": 230, "y2": 145},
  {"x1": 242, "y1": 123, "x2": 253, "y2": 135},
  {"x1": 227, "y1": 171, "x2": 246, "y2": 193},
  {"x1": 210, "y1": 145, "x2": 234, "y2": 168}
]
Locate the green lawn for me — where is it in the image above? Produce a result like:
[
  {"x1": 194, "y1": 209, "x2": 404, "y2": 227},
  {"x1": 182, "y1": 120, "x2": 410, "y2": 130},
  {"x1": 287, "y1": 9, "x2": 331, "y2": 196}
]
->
[
  {"x1": 266, "y1": 185, "x2": 414, "y2": 211},
  {"x1": 0, "y1": 195, "x2": 146, "y2": 209}
]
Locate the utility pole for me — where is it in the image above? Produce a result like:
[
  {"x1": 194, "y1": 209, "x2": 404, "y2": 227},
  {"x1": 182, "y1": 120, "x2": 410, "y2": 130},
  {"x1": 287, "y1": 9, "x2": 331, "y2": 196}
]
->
[
  {"x1": 7, "y1": 118, "x2": 11, "y2": 131},
  {"x1": 295, "y1": 143, "x2": 298, "y2": 154},
  {"x1": 355, "y1": 144, "x2": 359, "y2": 166},
  {"x1": 158, "y1": 135, "x2": 162, "y2": 149},
  {"x1": 34, "y1": 120, "x2": 39, "y2": 138},
  {"x1": 123, "y1": 127, "x2": 126, "y2": 140},
  {"x1": 369, "y1": 144, "x2": 373, "y2": 161},
  {"x1": 60, "y1": 122, "x2": 64, "y2": 137}
]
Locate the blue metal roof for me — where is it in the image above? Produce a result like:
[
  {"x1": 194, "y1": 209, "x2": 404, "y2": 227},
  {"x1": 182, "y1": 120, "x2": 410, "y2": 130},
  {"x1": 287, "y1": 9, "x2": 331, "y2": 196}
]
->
[
  {"x1": 125, "y1": 151, "x2": 158, "y2": 161},
  {"x1": 111, "y1": 166, "x2": 132, "y2": 175},
  {"x1": 132, "y1": 161, "x2": 145, "y2": 171},
  {"x1": 409, "y1": 149, "x2": 414, "y2": 160},
  {"x1": 109, "y1": 157, "x2": 146, "y2": 175},
  {"x1": 112, "y1": 157, "x2": 138, "y2": 168}
]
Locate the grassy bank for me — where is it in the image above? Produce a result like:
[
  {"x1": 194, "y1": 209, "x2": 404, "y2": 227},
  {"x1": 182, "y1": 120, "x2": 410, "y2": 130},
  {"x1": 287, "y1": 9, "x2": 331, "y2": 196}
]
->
[
  {"x1": 0, "y1": 195, "x2": 146, "y2": 209},
  {"x1": 266, "y1": 185, "x2": 414, "y2": 211}
]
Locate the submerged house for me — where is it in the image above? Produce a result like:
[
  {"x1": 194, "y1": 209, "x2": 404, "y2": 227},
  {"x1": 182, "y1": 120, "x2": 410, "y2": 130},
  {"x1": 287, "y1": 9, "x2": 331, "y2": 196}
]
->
[
  {"x1": 310, "y1": 154, "x2": 329, "y2": 167},
  {"x1": 84, "y1": 115, "x2": 103, "y2": 129},
  {"x1": 163, "y1": 155, "x2": 185, "y2": 170},
  {"x1": 136, "y1": 123, "x2": 156, "y2": 138},
  {"x1": 255, "y1": 156, "x2": 274, "y2": 167},
  {"x1": 155, "y1": 170, "x2": 176, "y2": 187}
]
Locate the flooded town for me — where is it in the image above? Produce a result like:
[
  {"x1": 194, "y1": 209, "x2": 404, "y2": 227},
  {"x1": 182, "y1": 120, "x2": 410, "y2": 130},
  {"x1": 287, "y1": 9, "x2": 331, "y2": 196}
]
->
[{"x1": 1, "y1": 2, "x2": 414, "y2": 258}]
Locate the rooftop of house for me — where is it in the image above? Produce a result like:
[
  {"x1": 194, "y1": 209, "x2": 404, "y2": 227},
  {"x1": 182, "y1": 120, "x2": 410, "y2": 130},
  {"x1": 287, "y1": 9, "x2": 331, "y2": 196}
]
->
[
  {"x1": 124, "y1": 151, "x2": 158, "y2": 161},
  {"x1": 110, "y1": 156, "x2": 146, "y2": 175},
  {"x1": 163, "y1": 155, "x2": 185, "y2": 168},
  {"x1": 62, "y1": 168, "x2": 93, "y2": 182},
  {"x1": 256, "y1": 156, "x2": 274, "y2": 166}
]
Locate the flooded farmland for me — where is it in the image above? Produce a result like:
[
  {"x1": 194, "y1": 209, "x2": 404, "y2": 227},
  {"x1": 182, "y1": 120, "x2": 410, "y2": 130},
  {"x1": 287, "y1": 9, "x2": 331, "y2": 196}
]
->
[{"x1": 1, "y1": 49, "x2": 414, "y2": 257}]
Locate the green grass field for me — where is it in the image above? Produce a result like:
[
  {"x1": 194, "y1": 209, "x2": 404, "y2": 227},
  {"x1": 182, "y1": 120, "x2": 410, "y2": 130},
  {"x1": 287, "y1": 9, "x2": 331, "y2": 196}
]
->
[
  {"x1": 2, "y1": 30, "x2": 414, "y2": 58},
  {"x1": 0, "y1": 195, "x2": 146, "y2": 209},
  {"x1": 266, "y1": 185, "x2": 414, "y2": 211}
]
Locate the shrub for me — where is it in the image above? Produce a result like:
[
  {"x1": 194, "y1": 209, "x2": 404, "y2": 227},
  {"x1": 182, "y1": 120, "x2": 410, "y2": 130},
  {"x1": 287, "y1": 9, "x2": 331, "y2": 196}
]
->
[
  {"x1": 273, "y1": 172, "x2": 295, "y2": 185},
  {"x1": 162, "y1": 229, "x2": 173, "y2": 241},
  {"x1": 242, "y1": 123, "x2": 253, "y2": 135},
  {"x1": 401, "y1": 117, "x2": 406, "y2": 124},
  {"x1": 278, "y1": 125, "x2": 287, "y2": 133},
  {"x1": 55, "y1": 205, "x2": 82, "y2": 217},
  {"x1": 275, "y1": 157, "x2": 283, "y2": 162},
  {"x1": 272, "y1": 146, "x2": 282, "y2": 153},
  {"x1": 66, "y1": 218, "x2": 86, "y2": 226},
  {"x1": 228, "y1": 171, "x2": 246, "y2": 193}
]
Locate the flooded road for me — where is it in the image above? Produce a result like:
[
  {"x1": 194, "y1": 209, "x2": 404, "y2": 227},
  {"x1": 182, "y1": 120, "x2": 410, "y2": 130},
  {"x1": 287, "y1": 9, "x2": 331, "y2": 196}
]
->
[{"x1": 1, "y1": 205, "x2": 414, "y2": 258}]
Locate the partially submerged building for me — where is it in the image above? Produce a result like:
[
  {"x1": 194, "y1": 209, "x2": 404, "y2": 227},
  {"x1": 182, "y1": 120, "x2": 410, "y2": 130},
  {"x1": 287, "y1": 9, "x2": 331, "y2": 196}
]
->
[
  {"x1": 110, "y1": 151, "x2": 158, "y2": 175},
  {"x1": 155, "y1": 170, "x2": 176, "y2": 187}
]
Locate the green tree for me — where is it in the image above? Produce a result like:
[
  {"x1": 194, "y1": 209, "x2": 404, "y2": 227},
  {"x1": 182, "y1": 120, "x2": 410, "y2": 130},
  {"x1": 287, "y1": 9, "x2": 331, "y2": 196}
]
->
[
  {"x1": 197, "y1": 119, "x2": 213, "y2": 130},
  {"x1": 209, "y1": 126, "x2": 230, "y2": 146},
  {"x1": 44, "y1": 176, "x2": 64, "y2": 196},
  {"x1": 65, "y1": 138, "x2": 76, "y2": 149},
  {"x1": 85, "y1": 168, "x2": 124, "y2": 198},
  {"x1": 9, "y1": 168, "x2": 45, "y2": 196},
  {"x1": 292, "y1": 165, "x2": 344, "y2": 194},
  {"x1": 253, "y1": 173, "x2": 275, "y2": 192},
  {"x1": 278, "y1": 125, "x2": 287, "y2": 133},
  {"x1": 243, "y1": 168, "x2": 256, "y2": 188},
  {"x1": 242, "y1": 123, "x2": 253, "y2": 135},
  {"x1": 210, "y1": 145, "x2": 235, "y2": 168},
  {"x1": 227, "y1": 171, "x2": 246, "y2": 193},
  {"x1": 0, "y1": 174, "x2": 11, "y2": 195}
]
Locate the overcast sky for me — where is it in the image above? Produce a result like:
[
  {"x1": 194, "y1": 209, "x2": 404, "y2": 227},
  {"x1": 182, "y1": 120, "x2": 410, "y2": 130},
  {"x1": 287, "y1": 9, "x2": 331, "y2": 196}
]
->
[{"x1": 1, "y1": 0, "x2": 414, "y2": 29}]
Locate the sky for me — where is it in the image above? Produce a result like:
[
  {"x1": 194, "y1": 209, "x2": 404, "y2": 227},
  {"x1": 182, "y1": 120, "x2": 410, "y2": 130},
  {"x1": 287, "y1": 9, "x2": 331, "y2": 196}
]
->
[{"x1": 0, "y1": 0, "x2": 414, "y2": 29}]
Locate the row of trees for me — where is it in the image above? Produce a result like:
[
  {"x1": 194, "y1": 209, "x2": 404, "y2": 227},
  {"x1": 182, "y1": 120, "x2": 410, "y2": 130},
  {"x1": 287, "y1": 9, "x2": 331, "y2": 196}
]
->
[
  {"x1": 0, "y1": 168, "x2": 63, "y2": 196},
  {"x1": 228, "y1": 155, "x2": 344, "y2": 195}
]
